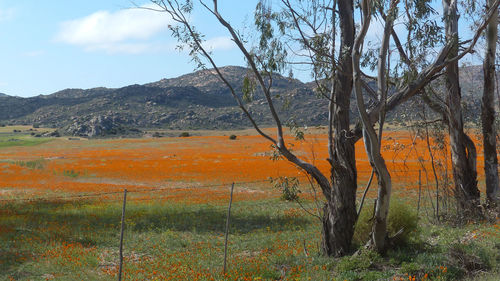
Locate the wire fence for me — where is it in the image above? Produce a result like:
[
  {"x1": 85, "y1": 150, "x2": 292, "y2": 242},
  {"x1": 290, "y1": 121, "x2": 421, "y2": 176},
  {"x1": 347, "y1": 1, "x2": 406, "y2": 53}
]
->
[
  {"x1": 0, "y1": 168, "x2": 469, "y2": 280},
  {"x1": 0, "y1": 166, "x2": 443, "y2": 204},
  {"x1": 0, "y1": 178, "x2": 329, "y2": 280}
]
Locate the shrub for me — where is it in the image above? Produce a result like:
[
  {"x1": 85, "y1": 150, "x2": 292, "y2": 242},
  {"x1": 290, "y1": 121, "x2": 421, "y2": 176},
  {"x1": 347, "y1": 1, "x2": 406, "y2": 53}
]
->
[
  {"x1": 353, "y1": 198, "x2": 419, "y2": 246},
  {"x1": 272, "y1": 177, "x2": 300, "y2": 201},
  {"x1": 229, "y1": 134, "x2": 237, "y2": 140},
  {"x1": 33, "y1": 124, "x2": 39, "y2": 128},
  {"x1": 63, "y1": 169, "x2": 80, "y2": 178},
  {"x1": 179, "y1": 132, "x2": 190, "y2": 137},
  {"x1": 387, "y1": 199, "x2": 419, "y2": 245},
  {"x1": 336, "y1": 249, "x2": 382, "y2": 272},
  {"x1": 14, "y1": 159, "x2": 46, "y2": 170},
  {"x1": 152, "y1": 132, "x2": 162, "y2": 138}
]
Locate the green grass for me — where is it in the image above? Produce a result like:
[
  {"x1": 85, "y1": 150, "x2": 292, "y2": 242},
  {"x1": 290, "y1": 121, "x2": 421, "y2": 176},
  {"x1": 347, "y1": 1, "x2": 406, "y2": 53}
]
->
[
  {"x1": 62, "y1": 170, "x2": 81, "y2": 178},
  {"x1": 12, "y1": 159, "x2": 46, "y2": 170},
  {"x1": 0, "y1": 194, "x2": 499, "y2": 280},
  {"x1": 0, "y1": 125, "x2": 58, "y2": 149},
  {"x1": 0, "y1": 131, "x2": 52, "y2": 148},
  {"x1": 0, "y1": 137, "x2": 52, "y2": 148}
]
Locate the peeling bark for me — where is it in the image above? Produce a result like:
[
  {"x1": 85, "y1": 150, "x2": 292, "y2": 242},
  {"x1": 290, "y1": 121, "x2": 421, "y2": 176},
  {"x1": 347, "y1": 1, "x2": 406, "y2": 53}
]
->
[
  {"x1": 482, "y1": 0, "x2": 499, "y2": 206},
  {"x1": 352, "y1": 0, "x2": 397, "y2": 253},
  {"x1": 443, "y1": 0, "x2": 480, "y2": 215},
  {"x1": 321, "y1": 0, "x2": 358, "y2": 257}
]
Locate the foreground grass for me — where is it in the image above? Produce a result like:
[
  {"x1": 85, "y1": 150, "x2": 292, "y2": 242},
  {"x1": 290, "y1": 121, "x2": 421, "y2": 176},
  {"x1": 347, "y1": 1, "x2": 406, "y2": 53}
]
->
[{"x1": 1, "y1": 193, "x2": 499, "y2": 281}]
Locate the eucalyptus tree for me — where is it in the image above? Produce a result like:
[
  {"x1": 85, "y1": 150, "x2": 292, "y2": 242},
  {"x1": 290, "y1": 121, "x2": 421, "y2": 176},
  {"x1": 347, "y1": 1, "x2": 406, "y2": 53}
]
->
[
  {"x1": 352, "y1": 0, "x2": 399, "y2": 252},
  {"x1": 148, "y1": 0, "x2": 500, "y2": 255},
  {"x1": 277, "y1": 0, "x2": 357, "y2": 256},
  {"x1": 416, "y1": 0, "x2": 500, "y2": 215},
  {"x1": 441, "y1": 0, "x2": 481, "y2": 215},
  {"x1": 481, "y1": 0, "x2": 499, "y2": 206},
  {"x1": 147, "y1": 0, "x2": 359, "y2": 256}
]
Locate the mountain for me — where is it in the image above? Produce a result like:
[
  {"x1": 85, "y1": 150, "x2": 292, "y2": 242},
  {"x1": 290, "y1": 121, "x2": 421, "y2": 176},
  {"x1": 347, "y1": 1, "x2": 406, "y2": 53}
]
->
[
  {"x1": 0, "y1": 65, "x2": 489, "y2": 137},
  {"x1": 0, "y1": 66, "x2": 329, "y2": 137}
]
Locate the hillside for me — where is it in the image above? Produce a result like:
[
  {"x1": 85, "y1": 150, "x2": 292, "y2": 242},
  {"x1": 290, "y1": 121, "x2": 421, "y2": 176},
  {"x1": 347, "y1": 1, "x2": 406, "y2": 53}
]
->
[{"x1": 0, "y1": 65, "x2": 490, "y2": 137}]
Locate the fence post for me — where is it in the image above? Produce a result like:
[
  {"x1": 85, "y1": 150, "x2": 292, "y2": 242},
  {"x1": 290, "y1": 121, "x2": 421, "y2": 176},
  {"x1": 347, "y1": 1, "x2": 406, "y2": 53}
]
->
[
  {"x1": 118, "y1": 189, "x2": 127, "y2": 281},
  {"x1": 417, "y1": 170, "x2": 421, "y2": 214},
  {"x1": 223, "y1": 183, "x2": 235, "y2": 275}
]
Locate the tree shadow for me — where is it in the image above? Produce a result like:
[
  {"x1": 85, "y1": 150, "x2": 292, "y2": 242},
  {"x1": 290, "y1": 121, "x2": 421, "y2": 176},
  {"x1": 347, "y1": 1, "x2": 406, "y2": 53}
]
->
[{"x1": 0, "y1": 199, "x2": 311, "y2": 274}]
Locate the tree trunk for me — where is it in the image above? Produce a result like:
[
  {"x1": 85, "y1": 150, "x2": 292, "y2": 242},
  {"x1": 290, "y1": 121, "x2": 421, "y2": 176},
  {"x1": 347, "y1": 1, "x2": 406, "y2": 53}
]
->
[
  {"x1": 482, "y1": 0, "x2": 499, "y2": 206},
  {"x1": 443, "y1": 0, "x2": 480, "y2": 215},
  {"x1": 321, "y1": 0, "x2": 358, "y2": 257},
  {"x1": 369, "y1": 0, "x2": 397, "y2": 253},
  {"x1": 351, "y1": 0, "x2": 394, "y2": 254}
]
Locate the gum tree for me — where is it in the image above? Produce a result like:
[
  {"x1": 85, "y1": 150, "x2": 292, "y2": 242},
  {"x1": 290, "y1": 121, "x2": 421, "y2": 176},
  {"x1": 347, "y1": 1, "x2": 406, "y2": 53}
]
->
[
  {"x1": 481, "y1": 0, "x2": 499, "y2": 206},
  {"x1": 416, "y1": 0, "x2": 500, "y2": 215},
  {"x1": 148, "y1": 0, "x2": 500, "y2": 255}
]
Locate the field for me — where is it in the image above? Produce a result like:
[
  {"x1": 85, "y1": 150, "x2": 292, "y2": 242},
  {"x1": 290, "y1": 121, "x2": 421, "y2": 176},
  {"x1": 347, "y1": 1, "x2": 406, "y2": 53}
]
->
[{"x1": 0, "y1": 126, "x2": 499, "y2": 280}]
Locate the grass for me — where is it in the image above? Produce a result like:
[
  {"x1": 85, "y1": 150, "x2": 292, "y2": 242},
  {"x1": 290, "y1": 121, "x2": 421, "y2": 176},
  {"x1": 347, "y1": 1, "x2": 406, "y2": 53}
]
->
[
  {"x1": 0, "y1": 197, "x2": 324, "y2": 280},
  {"x1": 0, "y1": 126, "x2": 54, "y2": 148},
  {"x1": 1, "y1": 191, "x2": 499, "y2": 280},
  {"x1": 12, "y1": 159, "x2": 46, "y2": 170},
  {"x1": 62, "y1": 170, "x2": 81, "y2": 178},
  {"x1": 0, "y1": 129, "x2": 499, "y2": 280},
  {"x1": 0, "y1": 137, "x2": 52, "y2": 148}
]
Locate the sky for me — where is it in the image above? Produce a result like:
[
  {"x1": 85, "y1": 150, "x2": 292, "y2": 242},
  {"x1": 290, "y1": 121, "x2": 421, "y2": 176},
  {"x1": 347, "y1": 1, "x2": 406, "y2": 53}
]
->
[
  {"x1": 0, "y1": 0, "x2": 480, "y2": 97},
  {"x1": 0, "y1": 0, "x2": 260, "y2": 97}
]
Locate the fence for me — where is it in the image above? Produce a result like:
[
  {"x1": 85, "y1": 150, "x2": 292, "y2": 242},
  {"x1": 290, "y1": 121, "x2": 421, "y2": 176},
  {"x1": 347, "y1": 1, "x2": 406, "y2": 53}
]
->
[{"x1": 0, "y1": 170, "x2": 454, "y2": 280}]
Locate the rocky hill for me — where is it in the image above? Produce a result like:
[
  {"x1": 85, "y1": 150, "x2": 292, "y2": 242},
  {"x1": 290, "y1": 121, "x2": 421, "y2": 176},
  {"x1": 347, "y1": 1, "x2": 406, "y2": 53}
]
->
[
  {"x1": 0, "y1": 66, "x2": 328, "y2": 136},
  {"x1": 0, "y1": 65, "x2": 490, "y2": 137}
]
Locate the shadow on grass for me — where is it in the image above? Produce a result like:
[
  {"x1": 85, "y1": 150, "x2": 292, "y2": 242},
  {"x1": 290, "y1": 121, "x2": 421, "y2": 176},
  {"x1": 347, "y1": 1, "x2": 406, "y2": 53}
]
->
[
  {"x1": 0, "y1": 200, "x2": 311, "y2": 274},
  {"x1": 0, "y1": 198, "x2": 311, "y2": 273}
]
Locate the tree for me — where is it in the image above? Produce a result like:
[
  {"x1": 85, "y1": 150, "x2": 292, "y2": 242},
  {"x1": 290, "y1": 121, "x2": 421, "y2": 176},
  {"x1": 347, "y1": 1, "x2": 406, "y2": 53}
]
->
[
  {"x1": 442, "y1": 0, "x2": 481, "y2": 216},
  {"x1": 148, "y1": 0, "x2": 500, "y2": 255},
  {"x1": 391, "y1": 0, "x2": 500, "y2": 216},
  {"x1": 482, "y1": 0, "x2": 499, "y2": 206},
  {"x1": 147, "y1": 0, "x2": 358, "y2": 257},
  {"x1": 352, "y1": 0, "x2": 398, "y2": 252}
]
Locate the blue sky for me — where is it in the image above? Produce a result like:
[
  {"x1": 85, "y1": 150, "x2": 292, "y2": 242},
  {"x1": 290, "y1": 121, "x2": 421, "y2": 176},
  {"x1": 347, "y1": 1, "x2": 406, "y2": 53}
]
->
[
  {"x1": 0, "y1": 0, "x2": 480, "y2": 97},
  {"x1": 0, "y1": 0, "x2": 261, "y2": 97}
]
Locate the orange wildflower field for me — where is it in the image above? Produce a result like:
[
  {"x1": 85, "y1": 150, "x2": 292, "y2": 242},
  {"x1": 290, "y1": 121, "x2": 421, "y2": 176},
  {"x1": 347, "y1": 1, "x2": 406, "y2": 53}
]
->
[
  {"x1": 0, "y1": 128, "x2": 487, "y2": 198},
  {"x1": 1, "y1": 128, "x2": 498, "y2": 281}
]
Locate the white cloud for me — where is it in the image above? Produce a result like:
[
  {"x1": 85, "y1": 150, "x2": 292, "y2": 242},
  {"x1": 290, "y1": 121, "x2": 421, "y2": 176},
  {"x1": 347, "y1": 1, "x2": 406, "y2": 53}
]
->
[
  {"x1": 202, "y1": 36, "x2": 235, "y2": 51},
  {"x1": 86, "y1": 43, "x2": 152, "y2": 54},
  {"x1": 54, "y1": 5, "x2": 173, "y2": 54},
  {"x1": 0, "y1": 7, "x2": 15, "y2": 21},
  {"x1": 24, "y1": 50, "x2": 45, "y2": 57}
]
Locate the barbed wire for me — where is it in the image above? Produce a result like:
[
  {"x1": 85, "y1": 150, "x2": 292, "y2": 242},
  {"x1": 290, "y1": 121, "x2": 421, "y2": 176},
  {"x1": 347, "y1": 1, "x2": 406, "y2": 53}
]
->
[{"x1": 0, "y1": 168, "x2": 444, "y2": 204}]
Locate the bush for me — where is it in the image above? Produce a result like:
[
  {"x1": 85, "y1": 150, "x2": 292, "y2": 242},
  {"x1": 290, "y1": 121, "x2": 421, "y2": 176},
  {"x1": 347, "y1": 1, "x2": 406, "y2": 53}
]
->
[
  {"x1": 335, "y1": 249, "x2": 387, "y2": 280},
  {"x1": 272, "y1": 177, "x2": 300, "y2": 201},
  {"x1": 229, "y1": 134, "x2": 237, "y2": 140},
  {"x1": 336, "y1": 249, "x2": 382, "y2": 272},
  {"x1": 51, "y1": 130, "x2": 61, "y2": 137},
  {"x1": 33, "y1": 124, "x2": 39, "y2": 128},
  {"x1": 152, "y1": 132, "x2": 162, "y2": 138},
  {"x1": 179, "y1": 132, "x2": 190, "y2": 137},
  {"x1": 353, "y1": 198, "x2": 419, "y2": 247}
]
